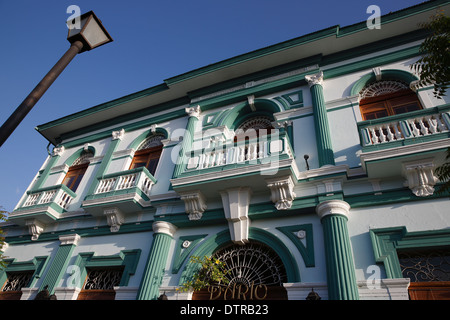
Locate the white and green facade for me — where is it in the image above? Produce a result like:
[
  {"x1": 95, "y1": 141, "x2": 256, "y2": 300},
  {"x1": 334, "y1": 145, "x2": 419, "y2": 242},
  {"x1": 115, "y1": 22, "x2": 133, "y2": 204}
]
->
[{"x1": 2, "y1": 0, "x2": 450, "y2": 300}]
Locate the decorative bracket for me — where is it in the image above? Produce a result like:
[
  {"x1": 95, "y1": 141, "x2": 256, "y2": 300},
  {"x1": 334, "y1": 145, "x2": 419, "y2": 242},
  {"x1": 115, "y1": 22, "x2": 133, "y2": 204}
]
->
[
  {"x1": 266, "y1": 176, "x2": 296, "y2": 210},
  {"x1": 220, "y1": 187, "x2": 252, "y2": 245},
  {"x1": 403, "y1": 159, "x2": 438, "y2": 197},
  {"x1": 179, "y1": 190, "x2": 207, "y2": 220},
  {"x1": 52, "y1": 146, "x2": 65, "y2": 157},
  {"x1": 104, "y1": 207, "x2": 124, "y2": 232},
  {"x1": 25, "y1": 219, "x2": 45, "y2": 241}
]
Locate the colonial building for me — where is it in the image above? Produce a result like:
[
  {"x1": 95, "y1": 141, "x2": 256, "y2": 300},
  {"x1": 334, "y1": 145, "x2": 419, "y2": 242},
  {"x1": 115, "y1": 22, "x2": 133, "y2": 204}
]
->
[{"x1": 1, "y1": 0, "x2": 449, "y2": 300}]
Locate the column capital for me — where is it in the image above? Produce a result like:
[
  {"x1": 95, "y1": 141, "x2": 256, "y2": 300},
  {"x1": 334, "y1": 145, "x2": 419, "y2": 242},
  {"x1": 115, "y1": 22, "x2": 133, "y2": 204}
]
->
[
  {"x1": 316, "y1": 200, "x2": 350, "y2": 220},
  {"x1": 305, "y1": 71, "x2": 324, "y2": 87},
  {"x1": 152, "y1": 221, "x2": 177, "y2": 237},
  {"x1": 112, "y1": 128, "x2": 125, "y2": 140},
  {"x1": 185, "y1": 105, "x2": 201, "y2": 119}
]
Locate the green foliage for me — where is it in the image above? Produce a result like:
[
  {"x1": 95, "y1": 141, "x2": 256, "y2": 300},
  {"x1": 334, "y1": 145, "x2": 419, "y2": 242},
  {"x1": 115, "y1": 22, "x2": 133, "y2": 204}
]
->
[
  {"x1": 0, "y1": 207, "x2": 8, "y2": 270},
  {"x1": 435, "y1": 148, "x2": 450, "y2": 195},
  {"x1": 411, "y1": 10, "x2": 450, "y2": 99},
  {"x1": 177, "y1": 255, "x2": 229, "y2": 292}
]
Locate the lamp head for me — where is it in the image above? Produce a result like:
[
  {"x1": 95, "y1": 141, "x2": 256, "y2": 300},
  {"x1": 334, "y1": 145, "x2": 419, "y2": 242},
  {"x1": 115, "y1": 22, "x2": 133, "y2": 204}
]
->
[{"x1": 67, "y1": 11, "x2": 113, "y2": 53}]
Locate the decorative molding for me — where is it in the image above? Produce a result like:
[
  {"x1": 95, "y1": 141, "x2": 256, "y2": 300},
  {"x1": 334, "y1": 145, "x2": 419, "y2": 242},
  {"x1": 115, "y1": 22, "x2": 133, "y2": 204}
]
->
[
  {"x1": 247, "y1": 95, "x2": 256, "y2": 111},
  {"x1": 372, "y1": 67, "x2": 382, "y2": 81},
  {"x1": 179, "y1": 190, "x2": 207, "y2": 221},
  {"x1": 50, "y1": 164, "x2": 70, "y2": 174},
  {"x1": 316, "y1": 200, "x2": 351, "y2": 221},
  {"x1": 266, "y1": 176, "x2": 296, "y2": 210},
  {"x1": 185, "y1": 105, "x2": 201, "y2": 119},
  {"x1": 59, "y1": 233, "x2": 81, "y2": 246},
  {"x1": 272, "y1": 120, "x2": 293, "y2": 129},
  {"x1": 25, "y1": 219, "x2": 45, "y2": 241},
  {"x1": 402, "y1": 158, "x2": 438, "y2": 197},
  {"x1": 104, "y1": 207, "x2": 124, "y2": 232},
  {"x1": 149, "y1": 124, "x2": 158, "y2": 133},
  {"x1": 112, "y1": 128, "x2": 125, "y2": 140},
  {"x1": 305, "y1": 71, "x2": 323, "y2": 87},
  {"x1": 152, "y1": 221, "x2": 177, "y2": 237},
  {"x1": 52, "y1": 146, "x2": 65, "y2": 157},
  {"x1": 220, "y1": 187, "x2": 252, "y2": 245}
]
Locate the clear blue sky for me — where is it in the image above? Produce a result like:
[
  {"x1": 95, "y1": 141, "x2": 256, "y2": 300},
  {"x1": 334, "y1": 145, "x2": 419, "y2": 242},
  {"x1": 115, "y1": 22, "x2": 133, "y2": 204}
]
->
[{"x1": 0, "y1": 0, "x2": 427, "y2": 213}]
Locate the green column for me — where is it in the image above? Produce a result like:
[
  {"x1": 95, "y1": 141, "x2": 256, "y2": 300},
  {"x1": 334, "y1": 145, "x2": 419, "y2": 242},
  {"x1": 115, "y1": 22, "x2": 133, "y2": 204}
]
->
[
  {"x1": 86, "y1": 129, "x2": 123, "y2": 195},
  {"x1": 305, "y1": 71, "x2": 335, "y2": 167},
  {"x1": 137, "y1": 221, "x2": 177, "y2": 300},
  {"x1": 316, "y1": 200, "x2": 359, "y2": 300},
  {"x1": 32, "y1": 147, "x2": 64, "y2": 191},
  {"x1": 39, "y1": 234, "x2": 80, "y2": 294},
  {"x1": 173, "y1": 106, "x2": 200, "y2": 177}
]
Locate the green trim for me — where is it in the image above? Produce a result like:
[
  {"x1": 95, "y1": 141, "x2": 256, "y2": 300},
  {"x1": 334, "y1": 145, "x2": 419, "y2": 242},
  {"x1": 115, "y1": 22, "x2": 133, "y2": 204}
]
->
[
  {"x1": 324, "y1": 45, "x2": 421, "y2": 82},
  {"x1": 370, "y1": 227, "x2": 450, "y2": 279},
  {"x1": 0, "y1": 256, "x2": 49, "y2": 289},
  {"x1": 276, "y1": 224, "x2": 315, "y2": 267},
  {"x1": 39, "y1": 242, "x2": 77, "y2": 294},
  {"x1": 129, "y1": 128, "x2": 169, "y2": 150},
  {"x1": 64, "y1": 146, "x2": 96, "y2": 167},
  {"x1": 280, "y1": 90, "x2": 304, "y2": 109},
  {"x1": 73, "y1": 249, "x2": 141, "y2": 288},
  {"x1": 171, "y1": 234, "x2": 208, "y2": 274},
  {"x1": 218, "y1": 99, "x2": 282, "y2": 130},
  {"x1": 178, "y1": 227, "x2": 301, "y2": 285},
  {"x1": 4, "y1": 220, "x2": 154, "y2": 245},
  {"x1": 86, "y1": 138, "x2": 122, "y2": 196},
  {"x1": 350, "y1": 69, "x2": 419, "y2": 96},
  {"x1": 60, "y1": 107, "x2": 185, "y2": 150},
  {"x1": 173, "y1": 115, "x2": 198, "y2": 177},
  {"x1": 345, "y1": 185, "x2": 450, "y2": 208},
  {"x1": 32, "y1": 155, "x2": 60, "y2": 191}
]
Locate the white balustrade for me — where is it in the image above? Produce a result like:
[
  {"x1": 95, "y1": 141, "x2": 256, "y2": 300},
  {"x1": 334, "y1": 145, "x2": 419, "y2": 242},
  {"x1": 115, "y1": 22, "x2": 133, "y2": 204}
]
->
[
  {"x1": 192, "y1": 135, "x2": 288, "y2": 171},
  {"x1": 95, "y1": 169, "x2": 155, "y2": 197},
  {"x1": 23, "y1": 193, "x2": 40, "y2": 207},
  {"x1": 361, "y1": 112, "x2": 450, "y2": 146},
  {"x1": 22, "y1": 186, "x2": 75, "y2": 210}
]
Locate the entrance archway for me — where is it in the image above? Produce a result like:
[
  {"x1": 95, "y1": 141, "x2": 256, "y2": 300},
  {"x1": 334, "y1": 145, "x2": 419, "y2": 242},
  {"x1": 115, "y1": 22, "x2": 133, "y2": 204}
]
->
[{"x1": 192, "y1": 241, "x2": 288, "y2": 300}]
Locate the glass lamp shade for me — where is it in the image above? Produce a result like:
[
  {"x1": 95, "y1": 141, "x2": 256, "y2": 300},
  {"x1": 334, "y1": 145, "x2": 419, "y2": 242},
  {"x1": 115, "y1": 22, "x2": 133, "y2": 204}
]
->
[{"x1": 67, "y1": 11, "x2": 113, "y2": 53}]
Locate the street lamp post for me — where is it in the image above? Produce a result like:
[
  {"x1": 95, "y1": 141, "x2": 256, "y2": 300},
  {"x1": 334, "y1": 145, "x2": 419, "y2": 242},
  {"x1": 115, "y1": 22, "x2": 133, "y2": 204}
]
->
[{"x1": 0, "y1": 11, "x2": 112, "y2": 148}]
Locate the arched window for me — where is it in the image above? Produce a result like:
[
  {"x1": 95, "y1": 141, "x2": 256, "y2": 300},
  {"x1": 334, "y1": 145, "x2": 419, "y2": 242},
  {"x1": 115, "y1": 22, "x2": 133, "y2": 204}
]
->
[
  {"x1": 129, "y1": 134, "x2": 164, "y2": 175},
  {"x1": 359, "y1": 80, "x2": 423, "y2": 120},
  {"x1": 234, "y1": 115, "x2": 274, "y2": 142},
  {"x1": 62, "y1": 151, "x2": 94, "y2": 192}
]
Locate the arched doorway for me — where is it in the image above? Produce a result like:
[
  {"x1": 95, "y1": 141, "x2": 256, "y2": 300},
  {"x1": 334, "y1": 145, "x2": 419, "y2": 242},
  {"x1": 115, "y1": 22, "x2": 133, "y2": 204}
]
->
[{"x1": 192, "y1": 241, "x2": 288, "y2": 300}]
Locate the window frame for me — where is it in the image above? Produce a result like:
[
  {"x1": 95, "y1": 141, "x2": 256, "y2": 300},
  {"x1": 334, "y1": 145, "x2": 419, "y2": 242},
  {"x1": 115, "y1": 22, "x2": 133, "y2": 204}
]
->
[
  {"x1": 129, "y1": 145, "x2": 162, "y2": 176},
  {"x1": 359, "y1": 89, "x2": 423, "y2": 121},
  {"x1": 62, "y1": 162, "x2": 90, "y2": 192}
]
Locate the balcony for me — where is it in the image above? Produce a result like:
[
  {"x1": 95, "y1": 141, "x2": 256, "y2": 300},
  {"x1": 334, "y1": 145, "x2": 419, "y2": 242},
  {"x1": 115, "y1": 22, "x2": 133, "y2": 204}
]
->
[
  {"x1": 359, "y1": 105, "x2": 450, "y2": 150},
  {"x1": 82, "y1": 166, "x2": 156, "y2": 216},
  {"x1": 358, "y1": 105, "x2": 450, "y2": 180},
  {"x1": 9, "y1": 184, "x2": 76, "y2": 225},
  {"x1": 171, "y1": 130, "x2": 298, "y2": 199}
]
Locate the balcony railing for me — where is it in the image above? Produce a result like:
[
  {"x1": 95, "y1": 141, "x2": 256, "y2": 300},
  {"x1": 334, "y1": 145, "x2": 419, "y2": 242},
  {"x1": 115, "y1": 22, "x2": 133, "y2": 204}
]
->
[
  {"x1": 94, "y1": 167, "x2": 156, "y2": 197},
  {"x1": 359, "y1": 106, "x2": 450, "y2": 147},
  {"x1": 184, "y1": 130, "x2": 294, "y2": 172},
  {"x1": 19, "y1": 184, "x2": 76, "y2": 211}
]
